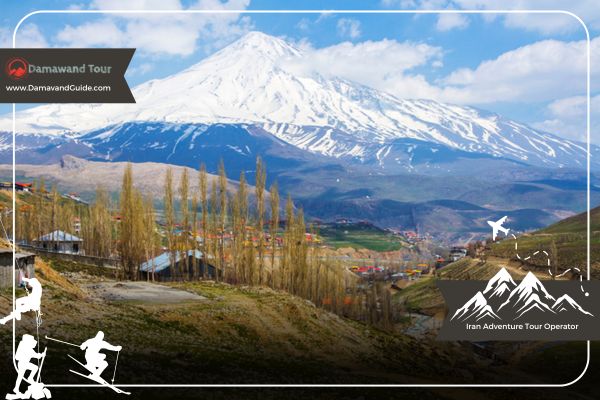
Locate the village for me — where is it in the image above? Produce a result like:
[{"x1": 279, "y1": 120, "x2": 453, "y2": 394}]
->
[
  {"x1": 0, "y1": 174, "x2": 471, "y2": 356},
  {"x1": 0, "y1": 168, "x2": 579, "y2": 394},
  {"x1": 0, "y1": 172, "x2": 444, "y2": 289},
  {"x1": 0, "y1": 159, "x2": 445, "y2": 335}
]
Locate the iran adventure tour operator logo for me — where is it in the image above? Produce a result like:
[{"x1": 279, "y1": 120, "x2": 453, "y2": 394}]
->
[
  {"x1": 5, "y1": 57, "x2": 28, "y2": 80},
  {"x1": 437, "y1": 216, "x2": 600, "y2": 341}
]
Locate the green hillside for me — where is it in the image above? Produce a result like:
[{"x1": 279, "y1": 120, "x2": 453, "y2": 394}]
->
[
  {"x1": 318, "y1": 222, "x2": 406, "y2": 251},
  {"x1": 539, "y1": 205, "x2": 600, "y2": 234},
  {"x1": 489, "y1": 206, "x2": 600, "y2": 278}
]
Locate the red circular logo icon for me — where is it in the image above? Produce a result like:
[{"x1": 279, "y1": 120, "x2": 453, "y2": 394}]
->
[{"x1": 5, "y1": 57, "x2": 28, "y2": 80}]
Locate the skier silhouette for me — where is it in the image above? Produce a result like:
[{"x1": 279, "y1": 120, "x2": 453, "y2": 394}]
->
[
  {"x1": 7, "y1": 334, "x2": 50, "y2": 399},
  {"x1": 0, "y1": 277, "x2": 42, "y2": 325},
  {"x1": 80, "y1": 331, "x2": 122, "y2": 378}
]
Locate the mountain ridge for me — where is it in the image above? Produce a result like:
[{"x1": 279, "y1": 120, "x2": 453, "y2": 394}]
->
[
  {"x1": 1, "y1": 31, "x2": 596, "y2": 171},
  {"x1": 452, "y1": 268, "x2": 594, "y2": 323}
]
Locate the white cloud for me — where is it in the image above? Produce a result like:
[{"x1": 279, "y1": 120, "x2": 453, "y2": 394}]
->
[
  {"x1": 439, "y1": 37, "x2": 599, "y2": 104},
  {"x1": 0, "y1": 27, "x2": 10, "y2": 48},
  {"x1": 548, "y1": 96, "x2": 589, "y2": 118},
  {"x1": 9, "y1": 24, "x2": 49, "y2": 48},
  {"x1": 90, "y1": 0, "x2": 183, "y2": 10},
  {"x1": 383, "y1": 0, "x2": 597, "y2": 35},
  {"x1": 283, "y1": 39, "x2": 443, "y2": 99},
  {"x1": 532, "y1": 95, "x2": 600, "y2": 142},
  {"x1": 54, "y1": 0, "x2": 252, "y2": 56},
  {"x1": 336, "y1": 18, "x2": 362, "y2": 39},
  {"x1": 284, "y1": 35, "x2": 596, "y2": 108},
  {"x1": 56, "y1": 19, "x2": 125, "y2": 48},
  {"x1": 455, "y1": 0, "x2": 597, "y2": 34},
  {"x1": 435, "y1": 13, "x2": 469, "y2": 31},
  {"x1": 296, "y1": 18, "x2": 311, "y2": 32}
]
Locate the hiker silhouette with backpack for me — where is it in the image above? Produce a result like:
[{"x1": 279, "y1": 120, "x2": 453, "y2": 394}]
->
[{"x1": 7, "y1": 334, "x2": 51, "y2": 400}]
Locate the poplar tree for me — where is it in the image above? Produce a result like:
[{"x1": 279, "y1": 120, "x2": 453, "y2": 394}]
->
[
  {"x1": 145, "y1": 195, "x2": 159, "y2": 281},
  {"x1": 255, "y1": 157, "x2": 266, "y2": 284},
  {"x1": 210, "y1": 179, "x2": 219, "y2": 282},
  {"x1": 164, "y1": 167, "x2": 176, "y2": 277},
  {"x1": 199, "y1": 164, "x2": 208, "y2": 278},
  {"x1": 83, "y1": 187, "x2": 112, "y2": 257},
  {"x1": 231, "y1": 171, "x2": 248, "y2": 283},
  {"x1": 191, "y1": 191, "x2": 199, "y2": 278},
  {"x1": 218, "y1": 160, "x2": 228, "y2": 277},
  {"x1": 118, "y1": 163, "x2": 145, "y2": 279},
  {"x1": 269, "y1": 183, "x2": 279, "y2": 288},
  {"x1": 179, "y1": 168, "x2": 190, "y2": 278},
  {"x1": 282, "y1": 195, "x2": 294, "y2": 291}
]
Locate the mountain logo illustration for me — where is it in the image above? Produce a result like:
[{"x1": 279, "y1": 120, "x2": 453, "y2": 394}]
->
[
  {"x1": 5, "y1": 57, "x2": 28, "y2": 80},
  {"x1": 450, "y1": 268, "x2": 593, "y2": 322},
  {"x1": 450, "y1": 291, "x2": 502, "y2": 322}
]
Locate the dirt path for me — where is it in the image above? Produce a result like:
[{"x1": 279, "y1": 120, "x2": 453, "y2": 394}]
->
[
  {"x1": 487, "y1": 256, "x2": 569, "y2": 281},
  {"x1": 83, "y1": 281, "x2": 207, "y2": 304}
]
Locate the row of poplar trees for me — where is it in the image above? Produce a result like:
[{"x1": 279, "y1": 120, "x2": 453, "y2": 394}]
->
[
  {"x1": 157, "y1": 157, "x2": 398, "y2": 330},
  {"x1": 12, "y1": 159, "x2": 398, "y2": 331}
]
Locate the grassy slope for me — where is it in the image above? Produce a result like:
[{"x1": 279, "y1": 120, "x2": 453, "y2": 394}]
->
[
  {"x1": 539, "y1": 205, "x2": 600, "y2": 234},
  {"x1": 0, "y1": 256, "x2": 593, "y2": 399},
  {"x1": 489, "y1": 206, "x2": 600, "y2": 278},
  {"x1": 396, "y1": 257, "x2": 528, "y2": 315},
  {"x1": 0, "y1": 255, "x2": 495, "y2": 389}
]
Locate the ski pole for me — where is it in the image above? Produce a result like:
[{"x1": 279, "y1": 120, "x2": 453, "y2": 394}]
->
[
  {"x1": 45, "y1": 336, "x2": 79, "y2": 347},
  {"x1": 37, "y1": 347, "x2": 47, "y2": 383},
  {"x1": 111, "y1": 350, "x2": 120, "y2": 384}
]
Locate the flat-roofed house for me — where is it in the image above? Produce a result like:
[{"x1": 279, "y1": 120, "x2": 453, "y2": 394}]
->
[
  {"x1": 33, "y1": 230, "x2": 83, "y2": 254},
  {"x1": 140, "y1": 250, "x2": 217, "y2": 281}
]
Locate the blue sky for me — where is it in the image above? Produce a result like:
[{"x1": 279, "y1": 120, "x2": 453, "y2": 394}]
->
[{"x1": 0, "y1": 0, "x2": 599, "y2": 143}]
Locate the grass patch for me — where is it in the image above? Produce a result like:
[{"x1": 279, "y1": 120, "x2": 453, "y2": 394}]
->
[
  {"x1": 490, "y1": 232, "x2": 600, "y2": 275},
  {"x1": 395, "y1": 277, "x2": 442, "y2": 314},
  {"x1": 319, "y1": 223, "x2": 404, "y2": 252},
  {"x1": 44, "y1": 256, "x2": 117, "y2": 279}
]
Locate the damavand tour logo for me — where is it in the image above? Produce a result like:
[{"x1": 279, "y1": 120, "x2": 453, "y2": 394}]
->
[
  {"x1": 437, "y1": 217, "x2": 600, "y2": 341},
  {"x1": 5, "y1": 57, "x2": 29, "y2": 80}
]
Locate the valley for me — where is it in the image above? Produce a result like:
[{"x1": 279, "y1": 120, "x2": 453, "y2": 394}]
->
[{"x1": 0, "y1": 13, "x2": 597, "y2": 400}]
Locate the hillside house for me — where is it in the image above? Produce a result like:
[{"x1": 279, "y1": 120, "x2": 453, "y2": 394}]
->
[
  {"x1": 140, "y1": 250, "x2": 217, "y2": 281},
  {"x1": 0, "y1": 182, "x2": 33, "y2": 192},
  {"x1": 449, "y1": 246, "x2": 468, "y2": 262},
  {"x1": 33, "y1": 230, "x2": 83, "y2": 254},
  {"x1": 0, "y1": 249, "x2": 35, "y2": 288},
  {"x1": 15, "y1": 182, "x2": 32, "y2": 192}
]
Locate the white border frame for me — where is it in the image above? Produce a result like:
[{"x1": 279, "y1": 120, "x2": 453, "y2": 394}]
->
[{"x1": 9, "y1": 8, "x2": 591, "y2": 389}]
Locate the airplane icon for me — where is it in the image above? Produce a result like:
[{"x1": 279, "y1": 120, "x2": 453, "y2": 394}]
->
[{"x1": 487, "y1": 216, "x2": 509, "y2": 241}]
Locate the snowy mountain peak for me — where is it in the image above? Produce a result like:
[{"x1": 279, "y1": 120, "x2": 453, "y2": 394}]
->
[
  {"x1": 225, "y1": 31, "x2": 302, "y2": 59},
  {"x1": 552, "y1": 294, "x2": 594, "y2": 316},
  {"x1": 498, "y1": 272, "x2": 555, "y2": 312},
  {"x1": 0, "y1": 31, "x2": 594, "y2": 170},
  {"x1": 452, "y1": 270, "x2": 594, "y2": 323},
  {"x1": 451, "y1": 291, "x2": 501, "y2": 322},
  {"x1": 483, "y1": 267, "x2": 516, "y2": 298},
  {"x1": 514, "y1": 292, "x2": 556, "y2": 319},
  {"x1": 516, "y1": 272, "x2": 554, "y2": 299},
  {"x1": 185, "y1": 31, "x2": 302, "y2": 72}
]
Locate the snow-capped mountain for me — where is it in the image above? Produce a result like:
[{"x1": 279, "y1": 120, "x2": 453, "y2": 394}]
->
[
  {"x1": 498, "y1": 271, "x2": 556, "y2": 313},
  {"x1": 552, "y1": 294, "x2": 594, "y2": 316},
  {"x1": 0, "y1": 31, "x2": 595, "y2": 170},
  {"x1": 450, "y1": 268, "x2": 593, "y2": 322},
  {"x1": 450, "y1": 291, "x2": 501, "y2": 322},
  {"x1": 483, "y1": 267, "x2": 516, "y2": 300}
]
